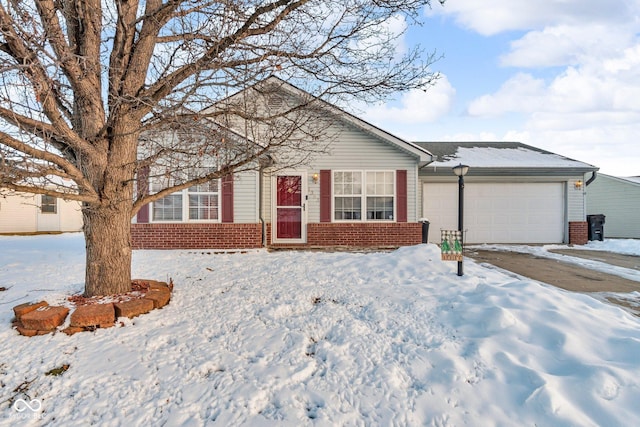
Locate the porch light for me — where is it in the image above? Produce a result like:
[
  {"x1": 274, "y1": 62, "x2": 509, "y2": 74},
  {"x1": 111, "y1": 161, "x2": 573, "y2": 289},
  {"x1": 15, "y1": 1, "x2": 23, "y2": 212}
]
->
[
  {"x1": 452, "y1": 164, "x2": 469, "y2": 177},
  {"x1": 312, "y1": 173, "x2": 319, "y2": 184},
  {"x1": 574, "y1": 180, "x2": 583, "y2": 190}
]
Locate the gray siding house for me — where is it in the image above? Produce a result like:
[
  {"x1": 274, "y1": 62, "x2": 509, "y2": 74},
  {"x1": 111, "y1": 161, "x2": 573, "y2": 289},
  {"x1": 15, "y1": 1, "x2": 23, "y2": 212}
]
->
[
  {"x1": 131, "y1": 79, "x2": 599, "y2": 249},
  {"x1": 587, "y1": 174, "x2": 640, "y2": 239},
  {"x1": 132, "y1": 78, "x2": 431, "y2": 249}
]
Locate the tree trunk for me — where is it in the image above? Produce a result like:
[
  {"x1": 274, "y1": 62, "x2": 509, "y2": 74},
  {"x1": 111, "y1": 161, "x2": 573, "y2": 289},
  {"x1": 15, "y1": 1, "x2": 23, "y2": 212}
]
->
[
  {"x1": 81, "y1": 121, "x2": 138, "y2": 297},
  {"x1": 83, "y1": 202, "x2": 133, "y2": 297}
]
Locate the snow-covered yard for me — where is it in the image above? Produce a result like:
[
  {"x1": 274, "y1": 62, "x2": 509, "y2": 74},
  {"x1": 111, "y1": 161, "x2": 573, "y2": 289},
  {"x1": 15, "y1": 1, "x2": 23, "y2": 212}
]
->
[{"x1": 1, "y1": 233, "x2": 640, "y2": 426}]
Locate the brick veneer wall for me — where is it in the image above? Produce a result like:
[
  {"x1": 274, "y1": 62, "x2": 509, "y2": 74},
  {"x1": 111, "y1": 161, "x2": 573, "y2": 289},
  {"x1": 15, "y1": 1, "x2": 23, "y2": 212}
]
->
[
  {"x1": 132, "y1": 222, "x2": 422, "y2": 250},
  {"x1": 569, "y1": 221, "x2": 588, "y2": 245},
  {"x1": 131, "y1": 223, "x2": 262, "y2": 249},
  {"x1": 268, "y1": 222, "x2": 422, "y2": 248}
]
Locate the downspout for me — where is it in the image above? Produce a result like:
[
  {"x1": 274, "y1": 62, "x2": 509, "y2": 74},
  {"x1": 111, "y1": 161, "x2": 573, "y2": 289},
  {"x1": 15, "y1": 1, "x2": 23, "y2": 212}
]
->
[
  {"x1": 258, "y1": 156, "x2": 274, "y2": 247},
  {"x1": 259, "y1": 165, "x2": 266, "y2": 247},
  {"x1": 585, "y1": 171, "x2": 597, "y2": 186}
]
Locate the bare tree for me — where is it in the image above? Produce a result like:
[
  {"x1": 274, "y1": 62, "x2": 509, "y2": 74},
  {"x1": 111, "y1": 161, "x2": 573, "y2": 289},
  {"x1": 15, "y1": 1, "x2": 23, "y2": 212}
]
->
[{"x1": 0, "y1": 0, "x2": 442, "y2": 296}]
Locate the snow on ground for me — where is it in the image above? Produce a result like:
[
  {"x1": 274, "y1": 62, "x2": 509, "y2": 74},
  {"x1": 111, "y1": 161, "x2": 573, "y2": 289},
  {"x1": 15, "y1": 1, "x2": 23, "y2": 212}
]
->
[{"x1": 1, "y1": 234, "x2": 640, "y2": 426}]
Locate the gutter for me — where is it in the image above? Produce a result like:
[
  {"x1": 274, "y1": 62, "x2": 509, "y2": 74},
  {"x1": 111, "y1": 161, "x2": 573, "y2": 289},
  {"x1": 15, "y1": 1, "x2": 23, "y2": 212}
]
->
[
  {"x1": 258, "y1": 156, "x2": 274, "y2": 247},
  {"x1": 585, "y1": 171, "x2": 597, "y2": 186},
  {"x1": 259, "y1": 169, "x2": 265, "y2": 247}
]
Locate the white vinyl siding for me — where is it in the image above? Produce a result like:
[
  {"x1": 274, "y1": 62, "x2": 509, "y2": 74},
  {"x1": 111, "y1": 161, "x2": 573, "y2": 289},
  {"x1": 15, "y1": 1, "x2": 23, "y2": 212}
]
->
[
  {"x1": 0, "y1": 192, "x2": 82, "y2": 233},
  {"x1": 567, "y1": 178, "x2": 586, "y2": 222},
  {"x1": 233, "y1": 170, "x2": 260, "y2": 223},
  {"x1": 587, "y1": 174, "x2": 640, "y2": 238},
  {"x1": 262, "y1": 122, "x2": 418, "y2": 223},
  {"x1": 0, "y1": 194, "x2": 38, "y2": 232}
]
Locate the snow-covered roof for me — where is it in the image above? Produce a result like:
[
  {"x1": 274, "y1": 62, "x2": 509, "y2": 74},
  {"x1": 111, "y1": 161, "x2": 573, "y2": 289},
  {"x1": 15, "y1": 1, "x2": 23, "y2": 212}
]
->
[
  {"x1": 414, "y1": 141, "x2": 597, "y2": 174},
  {"x1": 624, "y1": 176, "x2": 640, "y2": 184}
]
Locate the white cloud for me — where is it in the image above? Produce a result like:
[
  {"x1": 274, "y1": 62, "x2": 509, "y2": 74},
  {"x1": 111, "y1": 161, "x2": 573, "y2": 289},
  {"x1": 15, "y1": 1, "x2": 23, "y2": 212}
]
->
[
  {"x1": 469, "y1": 46, "x2": 640, "y2": 118},
  {"x1": 363, "y1": 74, "x2": 455, "y2": 124},
  {"x1": 467, "y1": 73, "x2": 547, "y2": 116},
  {"x1": 521, "y1": 125, "x2": 640, "y2": 176},
  {"x1": 604, "y1": 44, "x2": 640, "y2": 73},
  {"x1": 427, "y1": 0, "x2": 636, "y2": 36},
  {"x1": 500, "y1": 24, "x2": 632, "y2": 68}
]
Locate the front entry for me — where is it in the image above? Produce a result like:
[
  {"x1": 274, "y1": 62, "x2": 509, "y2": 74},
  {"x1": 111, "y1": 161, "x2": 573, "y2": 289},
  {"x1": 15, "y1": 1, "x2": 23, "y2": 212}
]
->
[{"x1": 273, "y1": 173, "x2": 306, "y2": 244}]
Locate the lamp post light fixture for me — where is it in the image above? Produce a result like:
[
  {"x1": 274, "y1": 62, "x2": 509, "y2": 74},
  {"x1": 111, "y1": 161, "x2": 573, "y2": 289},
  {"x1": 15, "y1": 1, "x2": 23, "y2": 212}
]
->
[{"x1": 452, "y1": 164, "x2": 469, "y2": 276}]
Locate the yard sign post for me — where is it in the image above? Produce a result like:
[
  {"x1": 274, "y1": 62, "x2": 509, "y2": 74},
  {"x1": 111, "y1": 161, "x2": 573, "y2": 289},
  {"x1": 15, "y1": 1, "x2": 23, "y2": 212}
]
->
[{"x1": 452, "y1": 164, "x2": 469, "y2": 276}]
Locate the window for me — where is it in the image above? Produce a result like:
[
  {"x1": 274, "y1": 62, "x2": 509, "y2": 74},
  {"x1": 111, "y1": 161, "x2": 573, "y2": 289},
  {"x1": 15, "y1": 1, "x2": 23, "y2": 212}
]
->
[
  {"x1": 40, "y1": 195, "x2": 57, "y2": 214},
  {"x1": 334, "y1": 171, "x2": 362, "y2": 220},
  {"x1": 188, "y1": 180, "x2": 219, "y2": 220},
  {"x1": 333, "y1": 171, "x2": 394, "y2": 221},
  {"x1": 153, "y1": 194, "x2": 182, "y2": 221},
  {"x1": 150, "y1": 169, "x2": 219, "y2": 222},
  {"x1": 365, "y1": 171, "x2": 394, "y2": 220}
]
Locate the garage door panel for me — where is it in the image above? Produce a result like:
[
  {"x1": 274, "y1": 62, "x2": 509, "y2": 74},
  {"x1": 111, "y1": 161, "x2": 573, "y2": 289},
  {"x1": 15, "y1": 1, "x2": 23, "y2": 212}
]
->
[{"x1": 423, "y1": 182, "x2": 564, "y2": 244}]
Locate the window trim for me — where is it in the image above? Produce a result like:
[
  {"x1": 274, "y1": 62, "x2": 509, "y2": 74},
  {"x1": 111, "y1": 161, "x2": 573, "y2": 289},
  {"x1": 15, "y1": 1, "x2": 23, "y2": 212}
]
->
[
  {"x1": 149, "y1": 178, "x2": 221, "y2": 223},
  {"x1": 40, "y1": 194, "x2": 57, "y2": 214},
  {"x1": 332, "y1": 170, "x2": 396, "y2": 223}
]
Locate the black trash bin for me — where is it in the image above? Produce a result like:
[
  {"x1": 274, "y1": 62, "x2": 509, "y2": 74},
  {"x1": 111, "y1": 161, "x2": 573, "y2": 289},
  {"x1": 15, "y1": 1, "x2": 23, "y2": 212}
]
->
[
  {"x1": 419, "y1": 219, "x2": 430, "y2": 243},
  {"x1": 586, "y1": 214, "x2": 606, "y2": 241}
]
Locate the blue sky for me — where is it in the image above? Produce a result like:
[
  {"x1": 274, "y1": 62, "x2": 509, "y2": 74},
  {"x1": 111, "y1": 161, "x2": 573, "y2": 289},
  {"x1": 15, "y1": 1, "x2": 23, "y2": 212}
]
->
[{"x1": 361, "y1": 1, "x2": 640, "y2": 176}]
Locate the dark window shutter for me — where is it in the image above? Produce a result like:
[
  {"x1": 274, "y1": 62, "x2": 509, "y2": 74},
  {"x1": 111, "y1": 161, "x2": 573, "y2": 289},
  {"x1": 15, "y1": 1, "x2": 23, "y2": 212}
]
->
[
  {"x1": 320, "y1": 170, "x2": 332, "y2": 222},
  {"x1": 221, "y1": 174, "x2": 234, "y2": 223},
  {"x1": 136, "y1": 166, "x2": 150, "y2": 223},
  {"x1": 396, "y1": 170, "x2": 407, "y2": 223}
]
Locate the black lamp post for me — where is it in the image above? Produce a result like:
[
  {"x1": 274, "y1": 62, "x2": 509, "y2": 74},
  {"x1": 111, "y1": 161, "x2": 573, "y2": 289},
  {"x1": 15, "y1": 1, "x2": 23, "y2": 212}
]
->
[{"x1": 452, "y1": 164, "x2": 469, "y2": 276}]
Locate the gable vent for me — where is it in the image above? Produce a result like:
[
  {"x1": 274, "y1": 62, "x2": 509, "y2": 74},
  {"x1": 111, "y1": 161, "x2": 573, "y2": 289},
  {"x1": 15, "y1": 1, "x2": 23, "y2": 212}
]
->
[{"x1": 267, "y1": 95, "x2": 284, "y2": 111}]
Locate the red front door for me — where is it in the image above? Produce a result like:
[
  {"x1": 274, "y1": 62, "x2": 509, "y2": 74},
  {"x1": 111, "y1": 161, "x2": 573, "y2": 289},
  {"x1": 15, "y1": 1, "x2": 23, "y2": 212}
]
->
[{"x1": 276, "y1": 175, "x2": 304, "y2": 240}]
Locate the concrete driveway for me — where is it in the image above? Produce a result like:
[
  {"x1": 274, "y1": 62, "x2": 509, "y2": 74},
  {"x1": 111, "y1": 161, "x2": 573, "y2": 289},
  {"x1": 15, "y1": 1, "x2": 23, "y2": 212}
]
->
[{"x1": 466, "y1": 247, "x2": 640, "y2": 314}]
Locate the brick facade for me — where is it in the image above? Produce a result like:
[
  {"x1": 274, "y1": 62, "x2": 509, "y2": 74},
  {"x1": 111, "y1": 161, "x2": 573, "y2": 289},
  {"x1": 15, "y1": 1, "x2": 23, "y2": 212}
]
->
[
  {"x1": 307, "y1": 223, "x2": 421, "y2": 247},
  {"x1": 131, "y1": 223, "x2": 262, "y2": 249},
  {"x1": 132, "y1": 222, "x2": 422, "y2": 250},
  {"x1": 267, "y1": 222, "x2": 422, "y2": 248},
  {"x1": 568, "y1": 221, "x2": 588, "y2": 245}
]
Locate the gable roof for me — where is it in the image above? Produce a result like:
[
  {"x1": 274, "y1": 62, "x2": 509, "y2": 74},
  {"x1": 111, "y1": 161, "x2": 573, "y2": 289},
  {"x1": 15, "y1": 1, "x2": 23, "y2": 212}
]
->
[
  {"x1": 595, "y1": 173, "x2": 640, "y2": 187},
  {"x1": 206, "y1": 76, "x2": 434, "y2": 165},
  {"x1": 414, "y1": 141, "x2": 598, "y2": 176}
]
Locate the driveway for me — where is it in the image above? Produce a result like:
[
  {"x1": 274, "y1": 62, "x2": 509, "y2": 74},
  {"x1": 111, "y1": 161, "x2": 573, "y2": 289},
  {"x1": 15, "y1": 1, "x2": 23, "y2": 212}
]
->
[{"x1": 466, "y1": 248, "x2": 640, "y2": 314}]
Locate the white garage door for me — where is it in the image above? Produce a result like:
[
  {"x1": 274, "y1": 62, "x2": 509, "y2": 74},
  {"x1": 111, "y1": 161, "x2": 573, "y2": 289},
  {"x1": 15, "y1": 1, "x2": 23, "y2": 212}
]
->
[{"x1": 422, "y1": 182, "x2": 565, "y2": 244}]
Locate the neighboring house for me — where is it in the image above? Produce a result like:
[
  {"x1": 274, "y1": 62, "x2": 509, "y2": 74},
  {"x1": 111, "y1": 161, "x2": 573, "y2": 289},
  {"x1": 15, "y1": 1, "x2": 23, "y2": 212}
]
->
[
  {"x1": 130, "y1": 79, "x2": 598, "y2": 250},
  {"x1": 586, "y1": 173, "x2": 640, "y2": 239},
  {"x1": 415, "y1": 142, "x2": 598, "y2": 245},
  {"x1": 0, "y1": 191, "x2": 83, "y2": 233}
]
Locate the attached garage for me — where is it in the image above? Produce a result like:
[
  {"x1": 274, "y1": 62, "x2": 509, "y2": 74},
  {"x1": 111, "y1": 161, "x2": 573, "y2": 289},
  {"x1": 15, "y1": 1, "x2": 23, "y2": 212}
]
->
[
  {"x1": 423, "y1": 182, "x2": 565, "y2": 244},
  {"x1": 414, "y1": 141, "x2": 598, "y2": 245}
]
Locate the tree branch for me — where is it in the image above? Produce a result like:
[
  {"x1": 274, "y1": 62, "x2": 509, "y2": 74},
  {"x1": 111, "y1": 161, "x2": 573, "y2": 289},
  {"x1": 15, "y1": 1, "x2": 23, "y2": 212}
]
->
[{"x1": 0, "y1": 131, "x2": 98, "y2": 198}]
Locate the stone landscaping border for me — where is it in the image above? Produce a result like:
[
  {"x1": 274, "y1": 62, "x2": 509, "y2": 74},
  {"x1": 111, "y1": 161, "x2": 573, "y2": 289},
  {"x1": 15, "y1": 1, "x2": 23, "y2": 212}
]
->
[{"x1": 11, "y1": 279, "x2": 173, "y2": 337}]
